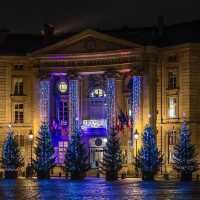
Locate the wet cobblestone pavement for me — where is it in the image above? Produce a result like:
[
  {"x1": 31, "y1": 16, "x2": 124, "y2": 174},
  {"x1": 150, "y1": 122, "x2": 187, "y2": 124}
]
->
[{"x1": 0, "y1": 178, "x2": 199, "y2": 200}]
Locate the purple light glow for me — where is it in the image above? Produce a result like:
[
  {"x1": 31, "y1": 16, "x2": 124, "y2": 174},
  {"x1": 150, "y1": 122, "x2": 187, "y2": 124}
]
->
[{"x1": 50, "y1": 72, "x2": 67, "y2": 76}]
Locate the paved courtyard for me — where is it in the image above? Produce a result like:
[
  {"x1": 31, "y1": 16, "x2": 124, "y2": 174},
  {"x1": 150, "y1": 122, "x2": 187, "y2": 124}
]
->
[{"x1": 0, "y1": 177, "x2": 199, "y2": 200}]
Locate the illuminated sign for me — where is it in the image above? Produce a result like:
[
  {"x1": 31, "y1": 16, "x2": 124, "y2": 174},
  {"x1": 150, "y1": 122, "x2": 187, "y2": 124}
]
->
[{"x1": 81, "y1": 119, "x2": 107, "y2": 130}]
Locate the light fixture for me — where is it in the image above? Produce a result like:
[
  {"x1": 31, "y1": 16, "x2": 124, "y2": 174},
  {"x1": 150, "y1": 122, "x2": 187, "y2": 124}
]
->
[
  {"x1": 134, "y1": 129, "x2": 139, "y2": 140},
  {"x1": 103, "y1": 138, "x2": 108, "y2": 143},
  {"x1": 28, "y1": 130, "x2": 33, "y2": 141}
]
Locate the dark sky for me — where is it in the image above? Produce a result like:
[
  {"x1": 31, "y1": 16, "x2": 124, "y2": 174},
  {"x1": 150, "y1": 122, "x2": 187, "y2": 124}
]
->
[{"x1": 0, "y1": 0, "x2": 200, "y2": 34}]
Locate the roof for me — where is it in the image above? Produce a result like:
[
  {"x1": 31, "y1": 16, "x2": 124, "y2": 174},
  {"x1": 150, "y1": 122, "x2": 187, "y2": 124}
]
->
[{"x1": 0, "y1": 20, "x2": 200, "y2": 55}]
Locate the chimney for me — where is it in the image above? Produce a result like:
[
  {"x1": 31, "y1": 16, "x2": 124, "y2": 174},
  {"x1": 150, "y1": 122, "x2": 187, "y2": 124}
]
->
[
  {"x1": 157, "y1": 16, "x2": 165, "y2": 37},
  {"x1": 0, "y1": 28, "x2": 9, "y2": 44},
  {"x1": 41, "y1": 24, "x2": 55, "y2": 43}
]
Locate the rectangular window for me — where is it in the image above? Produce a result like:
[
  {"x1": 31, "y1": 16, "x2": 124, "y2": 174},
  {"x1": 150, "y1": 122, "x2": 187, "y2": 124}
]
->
[
  {"x1": 127, "y1": 98, "x2": 131, "y2": 117},
  {"x1": 168, "y1": 70, "x2": 177, "y2": 89},
  {"x1": 13, "y1": 78, "x2": 24, "y2": 95},
  {"x1": 58, "y1": 141, "x2": 68, "y2": 164},
  {"x1": 59, "y1": 101, "x2": 68, "y2": 126},
  {"x1": 168, "y1": 130, "x2": 177, "y2": 163},
  {"x1": 168, "y1": 55, "x2": 177, "y2": 63},
  {"x1": 168, "y1": 97, "x2": 177, "y2": 118},
  {"x1": 14, "y1": 64, "x2": 24, "y2": 71},
  {"x1": 14, "y1": 103, "x2": 24, "y2": 123},
  {"x1": 168, "y1": 130, "x2": 177, "y2": 145},
  {"x1": 14, "y1": 134, "x2": 25, "y2": 147}
]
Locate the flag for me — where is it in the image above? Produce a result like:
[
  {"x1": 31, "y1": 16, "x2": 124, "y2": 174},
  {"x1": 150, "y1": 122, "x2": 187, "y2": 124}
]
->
[
  {"x1": 127, "y1": 115, "x2": 132, "y2": 128},
  {"x1": 118, "y1": 110, "x2": 128, "y2": 125}
]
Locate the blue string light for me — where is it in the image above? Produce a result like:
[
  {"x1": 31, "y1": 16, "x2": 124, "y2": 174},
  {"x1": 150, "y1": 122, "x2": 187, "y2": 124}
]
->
[
  {"x1": 106, "y1": 77, "x2": 116, "y2": 133},
  {"x1": 40, "y1": 80, "x2": 50, "y2": 123},
  {"x1": 132, "y1": 76, "x2": 141, "y2": 131},
  {"x1": 69, "y1": 79, "x2": 80, "y2": 134}
]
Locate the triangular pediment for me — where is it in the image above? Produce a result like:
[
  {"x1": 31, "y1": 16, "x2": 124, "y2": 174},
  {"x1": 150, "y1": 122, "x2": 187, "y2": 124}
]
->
[{"x1": 31, "y1": 29, "x2": 142, "y2": 56}]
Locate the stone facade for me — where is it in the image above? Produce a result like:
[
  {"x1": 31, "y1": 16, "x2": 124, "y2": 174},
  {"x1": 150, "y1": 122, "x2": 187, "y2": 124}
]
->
[{"x1": 0, "y1": 29, "x2": 199, "y2": 176}]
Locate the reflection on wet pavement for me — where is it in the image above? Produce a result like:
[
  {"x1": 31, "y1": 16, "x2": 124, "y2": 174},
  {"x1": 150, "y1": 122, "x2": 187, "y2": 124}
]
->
[{"x1": 0, "y1": 178, "x2": 199, "y2": 200}]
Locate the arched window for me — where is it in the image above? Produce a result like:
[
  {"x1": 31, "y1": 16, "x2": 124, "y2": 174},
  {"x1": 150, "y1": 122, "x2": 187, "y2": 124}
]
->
[{"x1": 90, "y1": 88, "x2": 106, "y2": 98}]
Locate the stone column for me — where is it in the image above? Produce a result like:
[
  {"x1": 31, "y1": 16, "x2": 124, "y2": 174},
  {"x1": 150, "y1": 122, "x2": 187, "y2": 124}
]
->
[
  {"x1": 68, "y1": 73, "x2": 80, "y2": 134},
  {"x1": 105, "y1": 71, "x2": 119, "y2": 133}
]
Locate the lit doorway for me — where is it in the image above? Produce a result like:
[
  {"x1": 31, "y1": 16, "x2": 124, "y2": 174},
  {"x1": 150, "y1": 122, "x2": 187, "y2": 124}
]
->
[
  {"x1": 89, "y1": 137, "x2": 107, "y2": 168},
  {"x1": 89, "y1": 147, "x2": 104, "y2": 168}
]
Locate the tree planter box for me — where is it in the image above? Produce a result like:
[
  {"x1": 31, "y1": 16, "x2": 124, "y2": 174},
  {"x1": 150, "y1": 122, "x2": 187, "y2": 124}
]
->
[
  {"x1": 4, "y1": 170, "x2": 18, "y2": 179},
  {"x1": 37, "y1": 171, "x2": 50, "y2": 179},
  {"x1": 70, "y1": 172, "x2": 86, "y2": 180},
  {"x1": 106, "y1": 172, "x2": 118, "y2": 181},
  {"x1": 181, "y1": 172, "x2": 192, "y2": 181}
]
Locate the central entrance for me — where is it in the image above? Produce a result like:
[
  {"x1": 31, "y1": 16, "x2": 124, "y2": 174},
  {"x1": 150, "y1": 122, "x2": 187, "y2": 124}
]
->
[{"x1": 89, "y1": 137, "x2": 107, "y2": 168}]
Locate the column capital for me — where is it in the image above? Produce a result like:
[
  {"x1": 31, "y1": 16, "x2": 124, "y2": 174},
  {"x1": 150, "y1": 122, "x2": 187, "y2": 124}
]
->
[
  {"x1": 104, "y1": 70, "x2": 121, "y2": 79},
  {"x1": 130, "y1": 66, "x2": 144, "y2": 76},
  {"x1": 37, "y1": 70, "x2": 51, "y2": 80}
]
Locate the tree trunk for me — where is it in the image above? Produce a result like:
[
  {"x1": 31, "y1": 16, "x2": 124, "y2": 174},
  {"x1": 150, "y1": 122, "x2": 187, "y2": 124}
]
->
[
  {"x1": 142, "y1": 172, "x2": 154, "y2": 181},
  {"x1": 181, "y1": 172, "x2": 192, "y2": 181}
]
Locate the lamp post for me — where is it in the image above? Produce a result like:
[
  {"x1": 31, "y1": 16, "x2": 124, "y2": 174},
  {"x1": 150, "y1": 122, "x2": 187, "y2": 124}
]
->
[
  {"x1": 28, "y1": 130, "x2": 33, "y2": 166},
  {"x1": 134, "y1": 129, "x2": 139, "y2": 177}
]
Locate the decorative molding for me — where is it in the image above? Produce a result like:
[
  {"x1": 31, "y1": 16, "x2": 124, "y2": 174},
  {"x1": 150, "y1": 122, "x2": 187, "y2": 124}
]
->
[
  {"x1": 39, "y1": 54, "x2": 141, "y2": 68},
  {"x1": 67, "y1": 71, "x2": 81, "y2": 80}
]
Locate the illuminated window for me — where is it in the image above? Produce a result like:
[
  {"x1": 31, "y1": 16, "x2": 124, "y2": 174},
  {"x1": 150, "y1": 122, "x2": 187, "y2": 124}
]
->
[
  {"x1": 58, "y1": 141, "x2": 68, "y2": 164},
  {"x1": 59, "y1": 101, "x2": 68, "y2": 126},
  {"x1": 90, "y1": 88, "x2": 106, "y2": 98},
  {"x1": 168, "y1": 70, "x2": 177, "y2": 89},
  {"x1": 168, "y1": 129, "x2": 177, "y2": 145},
  {"x1": 58, "y1": 81, "x2": 68, "y2": 93},
  {"x1": 168, "y1": 129, "x2": 177, "y2": 163},
  {"x1": 14, "y1": 103, "x2": 24, "y2": 123},
  {"x1": 127, "y1": 98, "x2": 132, "y2": 117},
  {"x1": 168, "y1": 97, "x2": 177, "y2": 118},
  {"x1": 13, "y1": 78, "x2": 24, "y2": 95}
]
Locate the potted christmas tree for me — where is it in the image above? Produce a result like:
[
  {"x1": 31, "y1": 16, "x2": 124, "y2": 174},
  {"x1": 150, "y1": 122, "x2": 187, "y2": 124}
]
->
[
  {"x1": 64, "y1": 130, "x2": 89, "y2": 180},
  {"x1": 173, "y1": 121, "x2": 199, "y2": 181},
  {"x1": 136, "y1": 125, "x2": 162, "y2": 180},
  {"x1": 2, "y1": 131, "x2": 24, "y2": 179},
  {"x1": 100, "y1": 128, "x2": 122, "y2": 181},
  {"x1": 33, "y1": 123, "x2": 55, "y2": 179}
]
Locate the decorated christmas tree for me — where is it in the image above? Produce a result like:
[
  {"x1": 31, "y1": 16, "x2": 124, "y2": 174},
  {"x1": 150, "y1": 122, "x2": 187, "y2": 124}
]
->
[
  {"x1": 2, "y1": 131, "x2": 24, "y2": 178},
  {"x1": 33, "y1": 123, "x2": 55, "y2": 179},
  {"x1": 64, "y1": 130, "x2": 89, "y2": 180},
  {"x1": 173, "y1": 121, "x2": 199, "y2": 181},
  {"x1": 136, "y1": 125, "x2": 162, "y2": 180},
  {"x1": 100, "y1": 128, "x2": 122, "y2": 181}
]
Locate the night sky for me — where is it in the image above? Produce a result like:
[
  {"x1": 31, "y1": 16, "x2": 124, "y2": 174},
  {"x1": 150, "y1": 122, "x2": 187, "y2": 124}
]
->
[{"x1": 0, "y1": 0, "x2": 200, "y2": 34}]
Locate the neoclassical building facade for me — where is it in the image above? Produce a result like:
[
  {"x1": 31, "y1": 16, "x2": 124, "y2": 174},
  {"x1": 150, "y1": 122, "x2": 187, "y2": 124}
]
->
[{"x1": 0, "y1": 21, "x2": 200, "y2": 175}]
